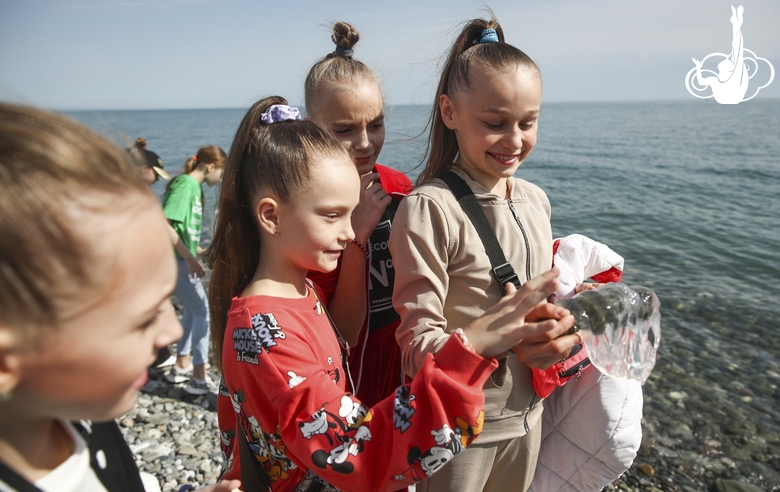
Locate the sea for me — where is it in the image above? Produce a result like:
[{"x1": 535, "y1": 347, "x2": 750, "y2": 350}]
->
[{"x1": 68, "y1": 101, "x2": 780, "y2": 482}]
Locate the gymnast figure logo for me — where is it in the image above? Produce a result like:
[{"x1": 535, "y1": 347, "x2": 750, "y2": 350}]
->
[{"x1": 685, "y1": 5, "x2": 774, "y2": 104}]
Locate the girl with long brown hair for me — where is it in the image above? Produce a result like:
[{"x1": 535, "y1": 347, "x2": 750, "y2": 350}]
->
[{"x1": 162, "y1": 145, "x2": 226, "y2": 395}]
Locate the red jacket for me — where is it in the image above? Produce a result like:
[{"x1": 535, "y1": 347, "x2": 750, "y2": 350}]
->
[{"x1": 217, "y1": 282, "x2": 497, "y2": 492}]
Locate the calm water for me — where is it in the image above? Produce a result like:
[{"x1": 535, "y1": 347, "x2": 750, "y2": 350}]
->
[{"x1": 69, "y1": 101, "x2": 780, "y2": 472}]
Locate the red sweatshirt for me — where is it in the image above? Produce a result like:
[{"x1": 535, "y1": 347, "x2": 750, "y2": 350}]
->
[{"x1": 217, "y1": 282, "x2": 497, "y2": 492}]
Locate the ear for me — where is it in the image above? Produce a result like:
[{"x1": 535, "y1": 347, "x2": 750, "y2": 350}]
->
[
  {"x1": 439, "y1": 94, "x2": 457, "y2": 130},
  {"x1": 0, "y1": 325, "x2": 22, "y2": 397},
  {"x1": 255, "y1": 197, "x2": 281, "y2": 236}
]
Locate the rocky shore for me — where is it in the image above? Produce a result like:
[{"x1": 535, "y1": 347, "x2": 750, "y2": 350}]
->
[
  {"x1": 122, "y1": 358, "x2": 778, "y2": 492},
  {"x1": 122, "y1": 295, "x2": 780, "y2": 492}
]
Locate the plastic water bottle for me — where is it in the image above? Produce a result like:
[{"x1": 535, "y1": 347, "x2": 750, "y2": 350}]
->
[{"x1": 554, "y1": 283, "x2": 661, "y2": 384}]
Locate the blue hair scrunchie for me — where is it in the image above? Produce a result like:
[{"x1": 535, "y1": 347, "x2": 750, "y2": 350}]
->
[
  {"x1": 334, "y1": 45, "x2": 354, "y2": 57},
  {"x1": 480, "y1": 28, "x2": 499, "y2": 44},
  {"x1": 260, "y1": 105, "x2": 302, "y2": 125}
]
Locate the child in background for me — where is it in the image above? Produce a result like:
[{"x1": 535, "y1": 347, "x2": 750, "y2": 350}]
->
[
  {"x1": 390, "y1": 16, "x2": 583, "y2": 492},
  {"x1": 0, "y1": 103, "x2": 240, "y2": 492},
  {"x1": 208, "y1": 96, "x2": 573, "y2": 491},
  {"x1": 129, "y1": 148, "x2": 204, "y2": 369},
  {"x1": 304, "y1": 21, "x2": 412, "y2": 407},
  {"x1": 162, "y1": 146, "x2": 226, "y2": 395},
  {"x1": 130, "y1": 137, "x2": 170, "y2": 185}
]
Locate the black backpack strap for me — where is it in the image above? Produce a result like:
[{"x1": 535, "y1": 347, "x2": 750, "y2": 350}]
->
[
  {"x1": 0, "y1": 459, "x2": 45, "y2": 492},
  {"x1": 439, "y1": 171, "x2": 521, "y2": 296},
  {"x1": 72, "y1": 420, "x2": 146, "y2": 492}
]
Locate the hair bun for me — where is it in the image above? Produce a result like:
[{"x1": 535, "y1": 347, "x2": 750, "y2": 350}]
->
[{"x1": 330, "y1": 21, "x2": 359, "y2": 58}]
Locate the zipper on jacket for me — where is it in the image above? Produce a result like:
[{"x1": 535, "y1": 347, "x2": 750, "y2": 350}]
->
[
  {"x1": 559, "y1": 357, "x2": 591, "y2": 379},
  {"x1": 508, "y1": 198, "x2": 542, "y2": 433},
  {"x1": 506, "y1": 200, "x2": 532, "y2": 282}
]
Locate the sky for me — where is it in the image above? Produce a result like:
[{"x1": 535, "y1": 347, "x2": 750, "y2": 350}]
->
[{"x1": 1, "y1": 0, "x2": 778, "y2": 110}]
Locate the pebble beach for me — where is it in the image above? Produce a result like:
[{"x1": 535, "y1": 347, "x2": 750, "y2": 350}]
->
[{"x1": 124, "y1": 311, "x2": 780, "y2": 492}]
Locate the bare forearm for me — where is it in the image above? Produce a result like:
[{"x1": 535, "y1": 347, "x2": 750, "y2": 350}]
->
[
  {"x1": 327, "y1": 243, "x2": 368, "y2": 347},
  {"x1": 168, "y1": 224, "x2": 195, "y2": 261}
]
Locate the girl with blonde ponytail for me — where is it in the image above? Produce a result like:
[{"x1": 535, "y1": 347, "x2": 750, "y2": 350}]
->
[
  {"x1": 304, "y1": 21, "x2": 414, "y2": 408},
  {"x1": 390, "y1": 15, "x2": 582, "y2": 491}
]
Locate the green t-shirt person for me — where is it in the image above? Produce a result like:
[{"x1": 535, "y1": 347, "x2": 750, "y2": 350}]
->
[{"x1": 163, "y1": 174, "x2": 203, "y2": 258}]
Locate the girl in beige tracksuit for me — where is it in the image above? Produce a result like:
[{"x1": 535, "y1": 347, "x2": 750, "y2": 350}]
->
[{"x1": 390, "y1": 16, "x2": 582, "y2": 492}]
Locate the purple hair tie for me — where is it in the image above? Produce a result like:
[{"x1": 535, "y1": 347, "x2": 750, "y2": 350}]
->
[
  {"x1": 260, "y1": 105, "x2": 301, "y2": 125},
  {"x1": 480, "y1": 28, "x2": 499, "y2": 44}
]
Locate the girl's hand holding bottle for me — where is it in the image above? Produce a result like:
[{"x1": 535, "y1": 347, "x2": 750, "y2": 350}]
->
[{"x1": 461, "y1": 267, "x2": 577, "y2": 361}]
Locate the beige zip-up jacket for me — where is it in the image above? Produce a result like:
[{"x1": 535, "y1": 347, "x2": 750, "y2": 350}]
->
[{"x1": 390, "y1": 168, "x2": 553, "y2": 443}]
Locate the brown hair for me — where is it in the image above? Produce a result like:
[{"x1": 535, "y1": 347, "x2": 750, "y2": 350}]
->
[
  {"x1": 0, "y1": 103, "x2": 150, "y2": 330},
  {"x1": 304, "y1": 21, "x2": 380, "y2": 115},
  {"x1": 207, "y1": 96, "x2": 349, "y2": 372},
  {"x1": 164, "y1": 144, "x2": 226, "y2": 209},
  {"x1": 417, "y1": 15, "x2": 540, "y2": 186},
  {"x1": 135, "y1": 137, "x2": 147, "y2": 149},
  {"x1": 180, "y1": 144, "x2": 227, "y2": 175}
]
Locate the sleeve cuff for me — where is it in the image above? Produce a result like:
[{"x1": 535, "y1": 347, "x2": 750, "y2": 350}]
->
[{"x1": 434, "y1": 335, "x2": 499, "y2": 387}]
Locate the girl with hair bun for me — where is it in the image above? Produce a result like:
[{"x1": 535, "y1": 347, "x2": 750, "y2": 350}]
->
[
  {"x1": 304, "y1": 22, "x2": 413, "y2": 408},
  {"x1": 390, "y1": 15, "x2": 583, "y2": 491},
  {"x1": 209, "y1": 96, "x2": 573, "y2": 491},
  {"x1": 162, "y1": 144, "x2": 226, "y2": 395}
]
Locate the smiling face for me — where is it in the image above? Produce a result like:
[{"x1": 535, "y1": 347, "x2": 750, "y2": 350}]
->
[
  {"x1": 11, "y1": 192, "x2": 182, "y2": 421},
  {"x1": 308, "y1": 80, "x2": 385, "y2": 176},
  {"x1": 440, "y1": 64, "x2": 542, "y2": 194},
  {"x1": 276, "y1": 153, "x2": 361, "y2": 275}
]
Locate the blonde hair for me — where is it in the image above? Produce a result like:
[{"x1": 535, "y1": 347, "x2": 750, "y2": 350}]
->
[
  {"x1": 417, "y1": 15, "x2": 540, "y2": 186},
  {"x1": 0, "y1": 103, "x2": 151, "y2": 330},
  {"x1": 304, "y1": 21, "x2": 380, "y2": 115}
]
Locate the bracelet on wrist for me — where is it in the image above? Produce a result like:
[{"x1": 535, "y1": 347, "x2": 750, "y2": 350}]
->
[
  {"x1": 453, "y1": 328, "x2": 474, "y2": 353},
  {"x1": 351, "y1": 239, "x2": 370, "y2": 259}
]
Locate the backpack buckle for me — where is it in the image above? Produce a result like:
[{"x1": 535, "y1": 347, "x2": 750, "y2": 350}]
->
[{"x1": 493, "y1": 262, "x2": 520, "y2": 294}]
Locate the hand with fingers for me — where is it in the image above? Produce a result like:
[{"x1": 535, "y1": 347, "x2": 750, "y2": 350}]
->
[
  {"x1": 351, "y1": 172, "x2": 392, "y2": 244},
  {"x1": 185, "y1": 256, "x2": 206, "y2": 278},
  {"x1": 460, "y1": 268, "x2": 575, "y2": 360}
]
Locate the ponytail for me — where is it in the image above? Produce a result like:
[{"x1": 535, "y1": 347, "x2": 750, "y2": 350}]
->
[
  {"x1": 207, "y1": 96, "x2": 348, "y2": 373},
  {"x1": 417, "y1": 14, "x2": 539, "y2": 186},
  {"x1": 165, "y1": 144, "x2": 226, "y2": 208},
  {"x1": 181, "y1": 156, "x2": 198, "y2": 175}
]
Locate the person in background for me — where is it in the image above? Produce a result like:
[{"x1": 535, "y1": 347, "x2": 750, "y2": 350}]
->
[
  {"x1": 0, "y1": 102, "x2": 241, "y2": 492},
  {"x1": 162, "y1": 145, "x2": 226, "y2": 395},
  {"x1": 131, "y1": 137, "x2": 170, "y2": 184},
  {"x1": 129, "y1": 146, "x2": 204, "y2": 369},
  {"x1": 305, "y1": 21, "x2": 413, "y2": 408},
  {"x1": 390, "y1": 15, "x2": 582, "y2": 492}
]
